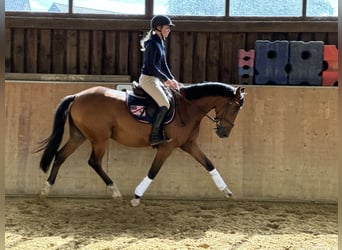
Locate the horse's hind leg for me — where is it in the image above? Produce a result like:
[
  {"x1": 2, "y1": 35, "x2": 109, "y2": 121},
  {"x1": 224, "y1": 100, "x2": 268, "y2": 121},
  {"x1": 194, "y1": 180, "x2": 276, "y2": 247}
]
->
[
  {"x1": 40, "y1": 131, "x2": 86, "y2": 198},
  {"x1": 88, "y1": 141, "x2": 122, "y2": 199},
  {"x1": 40, "y1": 119, "x2": 86, "y2": 198}
]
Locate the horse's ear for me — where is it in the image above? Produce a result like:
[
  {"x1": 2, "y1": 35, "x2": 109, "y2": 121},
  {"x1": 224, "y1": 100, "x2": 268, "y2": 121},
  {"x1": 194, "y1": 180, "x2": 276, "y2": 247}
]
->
[
  {"x1": 235, "y1": 87, "x2": 241, "y2": 97},
  {"x1": 235, "y1": 87, "x2": 246, "y2": 98}
]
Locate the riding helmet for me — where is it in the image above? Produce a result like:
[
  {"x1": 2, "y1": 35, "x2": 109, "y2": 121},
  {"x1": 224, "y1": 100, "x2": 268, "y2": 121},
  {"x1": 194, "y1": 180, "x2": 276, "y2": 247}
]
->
[{"x1": 151, "y1": 15, "x2": 175, "y2": 30}]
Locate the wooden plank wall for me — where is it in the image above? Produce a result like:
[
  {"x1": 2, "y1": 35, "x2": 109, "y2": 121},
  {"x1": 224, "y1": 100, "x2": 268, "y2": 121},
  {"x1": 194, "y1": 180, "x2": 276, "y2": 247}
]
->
[
  {"x1": 5, "y1": 19, "x2": 338, "y2": 84},
  {"x1": 5, "y1": 82, "x2": 338, "y2": 201},
  {"x1": 6, "y1": 29, "x2": 143, "y2": 76}
]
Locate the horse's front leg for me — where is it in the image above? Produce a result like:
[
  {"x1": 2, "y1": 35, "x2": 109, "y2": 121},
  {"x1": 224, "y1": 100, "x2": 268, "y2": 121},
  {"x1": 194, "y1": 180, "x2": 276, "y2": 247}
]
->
[
  {"x1": 130, "y1": 147, "x2": 173, "y2": 207},
  {"x1": 181, "y1": 142, "x2": 233, "y2": 198}
]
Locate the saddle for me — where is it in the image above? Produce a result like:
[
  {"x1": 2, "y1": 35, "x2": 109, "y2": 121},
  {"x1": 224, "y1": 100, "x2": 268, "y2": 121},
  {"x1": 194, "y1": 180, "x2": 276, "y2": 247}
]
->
[{"x1": 125, "y1": 81, "x2": 175, "y2": 124}]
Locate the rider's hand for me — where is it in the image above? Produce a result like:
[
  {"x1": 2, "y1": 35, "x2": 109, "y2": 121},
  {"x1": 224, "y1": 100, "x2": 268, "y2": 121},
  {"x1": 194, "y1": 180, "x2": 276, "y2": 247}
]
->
[{"x1": 165, "y1": 79, "x2": 180, "y2": 91}]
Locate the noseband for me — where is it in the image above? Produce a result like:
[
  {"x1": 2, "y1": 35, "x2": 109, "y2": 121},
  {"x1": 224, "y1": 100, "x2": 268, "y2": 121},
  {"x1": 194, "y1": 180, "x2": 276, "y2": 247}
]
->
[{"x1": 206, "y1": 100, "x2": 242, "y2": 137}]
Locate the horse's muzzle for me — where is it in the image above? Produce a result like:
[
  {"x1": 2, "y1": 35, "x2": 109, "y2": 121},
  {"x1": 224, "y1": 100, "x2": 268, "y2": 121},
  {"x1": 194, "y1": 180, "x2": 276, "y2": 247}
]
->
[{"x1": 215, "y1": 127, "x2": 230, "y2": 138}]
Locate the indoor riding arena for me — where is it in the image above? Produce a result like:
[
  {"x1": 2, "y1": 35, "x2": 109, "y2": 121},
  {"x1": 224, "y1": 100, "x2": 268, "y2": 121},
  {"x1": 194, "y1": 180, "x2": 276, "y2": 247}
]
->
[{"x1": 5, "y1": 1, "x2": 338, "y2": 249}]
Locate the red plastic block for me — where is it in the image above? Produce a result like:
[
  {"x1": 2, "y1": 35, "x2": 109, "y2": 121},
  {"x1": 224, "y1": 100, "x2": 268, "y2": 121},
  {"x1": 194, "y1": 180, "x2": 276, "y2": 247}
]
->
[
  {"x1": 323, "y1": 45, "x2": 338, "y2": 71},
  {"x1": 322, "y1": 71, "x2": 338, "y2": 86},
  {"x1": 239, "y1": 49, "x2": 255, "y2": 59},
  {"x1": 238, "y1": 49, "x2": 255, "y2": 67},
  {"x1": 322, "y1": 45, "x2": 338, "y2": 86}
]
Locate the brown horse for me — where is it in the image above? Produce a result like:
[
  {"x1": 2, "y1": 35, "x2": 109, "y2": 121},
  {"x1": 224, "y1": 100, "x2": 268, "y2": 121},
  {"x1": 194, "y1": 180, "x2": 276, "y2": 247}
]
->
[{"x1": 37, "y1": 82, "x2": 245, "y2": 206}]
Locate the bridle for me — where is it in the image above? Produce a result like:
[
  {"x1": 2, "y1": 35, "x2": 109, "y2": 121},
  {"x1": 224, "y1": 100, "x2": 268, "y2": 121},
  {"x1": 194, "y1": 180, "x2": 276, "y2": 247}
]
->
[
  {"x1": 206, "y1": 100, "x2": 242, "y2": 137},
  {"x1": 172, "y1": 88, "x2": 243, "y2": 137}
]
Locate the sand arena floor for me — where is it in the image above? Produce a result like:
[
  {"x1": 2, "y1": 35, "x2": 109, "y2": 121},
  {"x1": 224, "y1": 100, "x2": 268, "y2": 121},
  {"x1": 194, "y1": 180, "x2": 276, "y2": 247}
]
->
[{"x1": 5, "y1": 197, "x2": 337, "y2": 249}]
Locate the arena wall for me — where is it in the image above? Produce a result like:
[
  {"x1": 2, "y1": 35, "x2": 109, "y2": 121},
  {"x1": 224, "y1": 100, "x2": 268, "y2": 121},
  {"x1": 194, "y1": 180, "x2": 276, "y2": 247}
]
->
[{"x1": 5, "y1": 81, "x2": 338, "y2": 202}]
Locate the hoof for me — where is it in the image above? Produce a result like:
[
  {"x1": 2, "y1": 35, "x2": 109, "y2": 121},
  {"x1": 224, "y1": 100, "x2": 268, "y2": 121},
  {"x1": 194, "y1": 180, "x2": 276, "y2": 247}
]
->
[
  {"x1": 108, "y1": 184, "x2": 122, "y2": 199},
  {"x1": 130, "y1": 198, "x2": 140, "y2": 207},
  {"x1": 226, "y1": 193, "x2": 236, "y2": 199},
  {"x1": 39, "y1": 182, "x2": 51, "y2": 199},
  {"x1": 38, "y1": 192, "x2": 47, "y2": 200},
  {"x1": 223, "y1": 187, "x2": 234, "y2": 198}
]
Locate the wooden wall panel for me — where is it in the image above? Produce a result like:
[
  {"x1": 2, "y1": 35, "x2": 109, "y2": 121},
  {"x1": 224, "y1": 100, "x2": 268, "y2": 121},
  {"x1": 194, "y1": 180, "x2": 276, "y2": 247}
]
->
[
  {"x1": 51, "y1": 29, "x2": 66, "y2": 73},
  {"x1": 118, "y1": 31, "x2": 129, "y2": 75},
  {"x1": 182, "y1": 32, "x2": 194, "y2": 83},
  {"x1": 103, "y1": 31, "x2": 116, "y2": 75},
  {"x1": 129, "y1": 32, "x2": 143, "y2": 81},
  {"x1": 25, "y1": 29, "x2": 38, "y2": 73},
  {"x1": 260, "y1": 32, "x2": 273, "y2": 40},
  {"x1": 193, "y1": 32, "x2": 207, "y2": 82},
  {"x1": 245, "y1": 32, "x2": 257, "y2": 50},
  {"x1": 12, "y1": 28, "x2": 25, "y2": 72},
  {"x1": 220, "y1": 33, "x2": 233, "y2": 83},
  {"x1": 91, "y1": 30, "x2": 103, "y2": 74},
  {"x1": 5, "y1": 28, "x2": 11, "y2": 72},
  {"x1": 273, "y1": 32, "x2": 290, "y2": 40},
  {"x1": 169, "y1": 32, "x2": 181, "y2": 81},
  {"x1": 38, "y1": 29, "x2": 51, "y2": 73},
  {"x1": 327, "y1": 32, "x2": 338, "y2": 45},
  {"x1": 78, "y1": 30, "x2": 90, "y2": 74},
  {"x1": 66, "y1": 30, "x2": 78, "y2": 74},
  {"x1": 300, "y1": 32, "x2": 314, "y2": 41},
  {"x1": 207, "y1": 32, "x2": 219, "y2": 82}
]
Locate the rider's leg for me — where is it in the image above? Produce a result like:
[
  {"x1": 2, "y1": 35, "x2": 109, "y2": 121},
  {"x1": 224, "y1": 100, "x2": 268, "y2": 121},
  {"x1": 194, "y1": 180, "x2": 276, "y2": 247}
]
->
[
  {"x1": 150, "y1": 106, "x2": 172, "y2": 146},
  {"x1": 139, "y1": 75, "x2": 172, "y2": 146}
]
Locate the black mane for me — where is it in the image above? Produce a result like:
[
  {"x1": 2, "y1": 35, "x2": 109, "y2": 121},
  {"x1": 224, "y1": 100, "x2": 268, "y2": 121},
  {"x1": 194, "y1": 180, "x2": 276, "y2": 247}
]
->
[{"x1": 181, "y1": 82, "x2": 236, "y2": 100}]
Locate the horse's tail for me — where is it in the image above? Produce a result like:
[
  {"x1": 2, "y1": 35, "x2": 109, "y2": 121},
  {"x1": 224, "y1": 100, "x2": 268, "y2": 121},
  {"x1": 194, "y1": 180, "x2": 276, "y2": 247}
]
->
[{"x1": 35, "y1": 95, "x2": 76, "y2": 173}]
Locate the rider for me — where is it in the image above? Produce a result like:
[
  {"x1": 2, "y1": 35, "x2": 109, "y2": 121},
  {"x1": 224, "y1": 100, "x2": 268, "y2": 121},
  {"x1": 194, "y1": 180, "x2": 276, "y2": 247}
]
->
[{"x1": 139, "y1": 15, "x2": 179, "y2": 146}]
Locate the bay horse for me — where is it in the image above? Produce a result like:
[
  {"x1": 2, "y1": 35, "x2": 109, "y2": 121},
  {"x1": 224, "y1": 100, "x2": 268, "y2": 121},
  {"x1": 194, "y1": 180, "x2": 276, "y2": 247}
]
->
[{"x1": 37, "y1": 82, "x2": 245, "y2": 206}]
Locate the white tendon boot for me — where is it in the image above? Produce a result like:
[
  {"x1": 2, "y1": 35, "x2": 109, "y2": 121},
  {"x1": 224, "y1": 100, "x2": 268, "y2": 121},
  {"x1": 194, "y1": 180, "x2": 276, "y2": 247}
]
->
[
  {"x1": 130, "y1": 176, "x2": 153, "y2": 207},
  {"x1": 209, "y1": 168, "x2": 234, "y2": 198}
]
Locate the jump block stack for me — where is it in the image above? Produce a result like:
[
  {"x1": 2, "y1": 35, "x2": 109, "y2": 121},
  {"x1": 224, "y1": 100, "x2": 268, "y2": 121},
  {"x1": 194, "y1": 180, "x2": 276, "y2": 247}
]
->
[
  {"x1": 288, "y1": 41, "x2": 323, "y2": 86},
  {"x1": 252, "y1": 40, "x2": 325, "y2": 86},
  {"x1": 254, "y1": 40, "x2": 289, "y2": 85},
  {"x1": 322, "y1": 45, "x2": 338, "y2": 86},
  {"x1": 238, "y1": 49, "x2": 255, "y2": 85}
]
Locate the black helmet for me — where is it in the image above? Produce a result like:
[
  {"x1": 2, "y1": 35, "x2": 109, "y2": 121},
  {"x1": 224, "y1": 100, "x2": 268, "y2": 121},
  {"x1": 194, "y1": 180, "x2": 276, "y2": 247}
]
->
[{"x1": 151, "y1": 15, "x2": 175, "y2": 30}]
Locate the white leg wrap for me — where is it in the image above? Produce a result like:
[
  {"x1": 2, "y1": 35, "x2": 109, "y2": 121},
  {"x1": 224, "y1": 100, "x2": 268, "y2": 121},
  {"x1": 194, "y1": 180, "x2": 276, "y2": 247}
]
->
[
  {"x1": 209, "y1": 169, "x2": 227, "y2": 191},
  {"x1": 135, "y1": 176, "x2": 153, "y2": 197}
]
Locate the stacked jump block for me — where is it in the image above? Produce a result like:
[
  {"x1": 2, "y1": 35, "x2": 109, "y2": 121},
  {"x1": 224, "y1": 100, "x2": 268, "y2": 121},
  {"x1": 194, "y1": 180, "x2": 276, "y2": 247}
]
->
[
  {"x1": 322, "y1": 45, "x2": 338, "y2": 86},
  {"x1": 254, "y1": 40, "x2": 289, "y2": 85},
  {"x1": 288, "y1": 41, "x2": 323, "y2": 86},
  {"x1": 254, "y1": 40, "x2": 325, "y2": 85},
  {"x1": 238, "y1": 49, "x2": 255, "y2": 85}
]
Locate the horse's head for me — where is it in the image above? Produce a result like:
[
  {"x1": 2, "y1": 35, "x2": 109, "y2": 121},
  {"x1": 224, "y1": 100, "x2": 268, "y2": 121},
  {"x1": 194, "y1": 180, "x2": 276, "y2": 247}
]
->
[{"x1": 214, "y1": 87, "x2": 245, "y2": 138}]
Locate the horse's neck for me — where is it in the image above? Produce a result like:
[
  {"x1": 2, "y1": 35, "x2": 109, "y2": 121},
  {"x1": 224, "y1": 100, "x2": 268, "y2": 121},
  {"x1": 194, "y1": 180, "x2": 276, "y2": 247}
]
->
[{"x1": 180, "y1": 96, "x2": 216, "y2": 122}]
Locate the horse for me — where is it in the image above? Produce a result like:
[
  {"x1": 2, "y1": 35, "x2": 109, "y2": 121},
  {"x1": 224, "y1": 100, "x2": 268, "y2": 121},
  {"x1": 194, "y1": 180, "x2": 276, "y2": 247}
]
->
[{"x1": 36, "y1": 82, "x2": 246, "y2": 206}]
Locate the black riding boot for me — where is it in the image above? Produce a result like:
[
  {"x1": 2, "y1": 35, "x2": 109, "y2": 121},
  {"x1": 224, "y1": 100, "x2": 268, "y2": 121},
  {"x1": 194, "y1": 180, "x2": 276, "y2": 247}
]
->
[{"x1": 150, "y1": 106, "x2": 172, "y2": 146}]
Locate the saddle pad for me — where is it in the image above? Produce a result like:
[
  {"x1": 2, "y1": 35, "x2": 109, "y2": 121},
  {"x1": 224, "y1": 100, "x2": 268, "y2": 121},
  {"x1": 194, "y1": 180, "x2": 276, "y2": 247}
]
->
[{"x1": 126, "y1": 92, "x2": 175, "y2": 124}]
